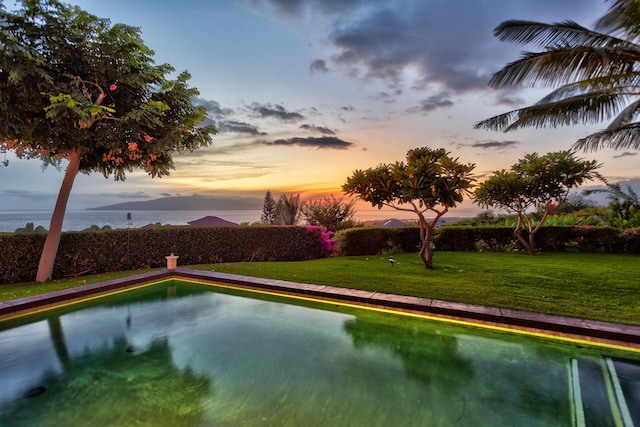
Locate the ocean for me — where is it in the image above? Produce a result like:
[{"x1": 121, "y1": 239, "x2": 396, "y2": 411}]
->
[{"x1": 0, "y1": 209, "x2": 433, "y2": 233}]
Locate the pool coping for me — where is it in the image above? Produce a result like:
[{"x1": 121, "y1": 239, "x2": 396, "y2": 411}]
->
[{"x1": 1, "y1": 267, "x2": 639, "y2": 348}]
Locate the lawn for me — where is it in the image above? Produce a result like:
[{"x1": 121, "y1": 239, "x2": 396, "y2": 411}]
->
[{"x1": 1, "y1": 252, "x2": 639, "y2": 326}]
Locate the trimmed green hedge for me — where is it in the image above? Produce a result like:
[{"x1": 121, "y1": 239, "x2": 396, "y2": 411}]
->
[
  {"x1": 338, "y1": 225, "x2": 640, "y2": 256},
  {"x1": 433, "y1": 225, "x2": 629, "y2": 253},
  {"x1": 0, "y1": 226, "x2": 331, "y2": 284},
  {"x1": 337, "y1": 227, "x2": 421, "y2": 256}
]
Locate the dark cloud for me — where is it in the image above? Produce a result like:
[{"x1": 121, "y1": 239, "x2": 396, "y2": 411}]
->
[
  {"x1": 613, "y1": 151, "x2": 638, "y2": 158},
  {"x1": 251, "y1": 0, "x2": 605, "y2": 96},
  {"x1": 494, "y1": 93, "x2": 526, "y2": 107},
  {"x1": 407, "y1": 92, "x2": 453, "y2": 114},
  {"x1": 192, "y1": 97, "x2": 234, "y2": 117},
  {"x1": 472, "y1": 140, "x2": 519, "y2": 149},
  {"x1": 299, "y1": 124, "x2": 336, "y2": 135},
  {"x1": 266, "y1": 136, "x2": 353, "y2": 149},
  {"x1": 310, "y1": 59, "x2": 330, "y2": 74},
  {"x1": 245, "y1": 0, "x2": 365, "y2": 17},
  {"x1": 249, "y1": 102, "x2": 305, "y2": 122},
  {"x1": 217, "y1": 120, "x2": 265, "y2": 136}
]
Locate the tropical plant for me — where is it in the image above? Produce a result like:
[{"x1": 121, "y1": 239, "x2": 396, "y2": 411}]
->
[
  {"x1": 276, "y1": 193, "x2": 303, "y2": 225},
  {"x1": 584, "y1": 176, "x2": 640, "y2": 227},
  {"x1": 474, "y1": 151, "x2": 601, "y2": 255},
  {"x1": 0, "y1": 1, "x2": 216, "y2": 282},
  {"x1": 261, "y1": 190, "x2": 278, "y2": 224},
  {"x1": 302, "y1": 194, "x2": 357, "y2": 231},
  {"x1": 342, "y1": 147, "x2": 475, "y2": 268},
  {"x1": 474, "y1": 0, "x2": 640, "y2": 152}
]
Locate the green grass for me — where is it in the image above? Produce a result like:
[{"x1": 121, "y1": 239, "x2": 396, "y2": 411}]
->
[{"x1": 1, "y1": 252, "x2": 639, "y2": 326}]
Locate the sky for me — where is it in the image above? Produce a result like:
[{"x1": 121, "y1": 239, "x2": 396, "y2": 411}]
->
[{"x1": 1, "y1": 0, "x2": 637, "y2": 216}]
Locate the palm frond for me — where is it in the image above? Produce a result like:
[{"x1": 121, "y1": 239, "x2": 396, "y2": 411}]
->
[
  {"x1": 473, "y1": 110, "x2": 520, "y2": 131},
  {"x1": 596, "y1": 0, "x2": 640, "y2": 41},
  {"x1": 476, "y1": 91, "x2": 627, "y2": 131},
  {"x1": 573, "y1": 123, "x2": 640, "y2": 151},
  {"x1": 605, "y1": 98, "x2": 640, "y2": 128},
  {"x1": 488, "y1": 46, "x2": 640, "y2": 89},
  {"x1": 494, "y1": 20, "x2": 636, "y2": 49}
]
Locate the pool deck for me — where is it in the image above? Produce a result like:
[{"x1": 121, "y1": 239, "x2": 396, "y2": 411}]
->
[{"x1": 1, "y1": 267, "x2": 639, "y2": 349}]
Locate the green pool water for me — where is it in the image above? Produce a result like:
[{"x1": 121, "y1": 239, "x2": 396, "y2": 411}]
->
[{"x1": 0, "y1": 280, "x2": 638, "y2": 426}]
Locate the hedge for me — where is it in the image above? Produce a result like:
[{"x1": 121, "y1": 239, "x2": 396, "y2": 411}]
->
[
  {"x1": 0, "y1": 226, "x2": 331, "y2": 285},
  {"x1": 336, "y1": 227, "x2": 421, "y2": 256},
  {"x1": 338, "y1": 225, "x2": 639, "y2": 255},
  {"x1": 433, "y1": 225, "x2": 629, "y2": 253}
]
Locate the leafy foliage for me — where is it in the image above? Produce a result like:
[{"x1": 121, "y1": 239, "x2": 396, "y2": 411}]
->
[
  {"x1": 584, "y1": 176, "x2": 640, "y2": 228},
  {"x1": 343, "y1": 147, "x2": 475, "y2": 268},
  {"x1": 0, "y1": 226, "x2": 333, "y2": 284},
  {"x1": 474, "y1": 0, "x2": 640, "y2": 152},
  {"x1": 276, "y1": 193, "x2": 303, "y2": 225},
  {"x1": 0, "y1": 1, "x2": 216, "y2": 281},
  {"x1": 474, "y1": 151, "x2": 601, "y2": 254},
  {"x1": 302, "y1": 194, "x2": 357, "y2": 231}
]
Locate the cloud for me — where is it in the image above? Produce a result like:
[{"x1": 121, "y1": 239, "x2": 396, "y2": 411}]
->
[
  {"x1": 192, "y1": 97, "x2": 234, "y2": 117},
  {"x1": 217, "y1": 120, "x2": 265, "y2": 136},
  {"x1": 249, "y1": 102, "x2": 305, "y2": 122},
  {"x1": 266, "y1": 136, "x2": 353, "y2": 149},
  {"x1": 310, "y1": 59, "x2": 330, "y2": 74},
  {"x1": 250, "y1": 0, "x2": 605, "y2": 96},
  {"x1": 407, "y1": 92, "x2": 453, "y2": 114},
  {"x1": 472, "y1": 140, "x2": 519, "y2": 149},
  {"x1": 613, "y1": 151, "x2": 638, "y2": 158},
  {"x1": 1, "y1": 189, "x2": 53, "y2": 198},
  {"x1": 494, "y1": 93, "x2": 526, "y2": 107},
  {"x1": 299, "y1": 124, "x2": 336, "y2": 135}
]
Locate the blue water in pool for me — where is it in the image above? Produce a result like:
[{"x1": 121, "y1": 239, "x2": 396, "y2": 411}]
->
[{"x1": 0, "y1": 280, "x2": 638, "y2": 426}]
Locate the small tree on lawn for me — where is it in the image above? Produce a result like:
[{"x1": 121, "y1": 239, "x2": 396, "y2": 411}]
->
[
  {"x1": 343, "y1": 147, "x2": 475, "y2": 268},
  {"x1": 474, "y1": 151, "x2": 601, "y2": 255},
  {"x1": 261, "y1": 190, "x2": 278, "y2": 224},
  {"x1": 302, "y1": 195, "x2": 357, "y2": 231},
  {"x1": 0, "y1": 1, "x2": 216, "y2": 282}
]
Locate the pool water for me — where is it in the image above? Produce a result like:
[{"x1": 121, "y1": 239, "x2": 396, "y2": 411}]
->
[{"x1": 0, "y1": 280, "x2": 638, "y2": 426}]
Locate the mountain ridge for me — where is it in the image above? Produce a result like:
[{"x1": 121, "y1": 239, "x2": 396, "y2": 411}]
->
[{"x1": 87, "y1": 196, "x2": 262, "y2": 211}]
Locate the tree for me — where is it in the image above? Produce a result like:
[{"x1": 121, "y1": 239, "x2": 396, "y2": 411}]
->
[
  {"x1": 0, "y1": 1, "x2": 216, "y2": 282},
  {"x1": 584, "y1": 176, "x2": 640, "y2": 227},
  {"x1": 474, "y1": 151, "x2": 601, "y2": 255},
  {"x1": 260, "y1": 190, "x2": 277, "y2": 224},
  {"x1": 301, "y1": 194, "x2": 357, "y2": 231},
  {"x1": 276, "y1": 193, "x2": 303, "y2": 225},
  {"x1": 474, "y1": 0, "x2": 640, "y2": 152},
  {"x1": 343, "y1": 147, "x2": 475, "y2": 268}
]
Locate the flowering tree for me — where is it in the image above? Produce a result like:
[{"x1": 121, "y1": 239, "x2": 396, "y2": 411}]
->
[
  {"x1": 343, "y1": 147, "x2": 475, "y2": 268},
  {"x1": 474, "y1": 151, "x2": 600, "y2": 255},
  {"x1": 0, "y1": 1, "x2": 216, "y2": 282}
]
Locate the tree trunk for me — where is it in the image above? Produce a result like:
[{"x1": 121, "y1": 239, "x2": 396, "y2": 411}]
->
[
  {"x1": 36, "y1": 151, "x2": 81, "y2": 283},
  {"x1": 417, "y1": 215, "x2": 434, "y2": 268}
]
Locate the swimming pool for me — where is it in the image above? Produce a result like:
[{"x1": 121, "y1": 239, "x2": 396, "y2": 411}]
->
[{"x1": 1, "y1": 276, "x2": 639, "y2": 426}]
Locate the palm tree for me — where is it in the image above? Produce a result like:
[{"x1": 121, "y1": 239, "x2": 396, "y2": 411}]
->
[
  {"x1": 475, "y1": 0, "x2": 640, "y2": 152},
  {"x1": 276, "y1": 193, "x2": 303, "y2": 225}
]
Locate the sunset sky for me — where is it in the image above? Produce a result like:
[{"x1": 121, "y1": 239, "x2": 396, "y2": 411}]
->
[{"x1": 1, "y1": 0, "x2": 637, "y2": 216}]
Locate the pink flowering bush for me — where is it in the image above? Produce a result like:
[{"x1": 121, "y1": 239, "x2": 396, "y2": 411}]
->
[{"x1": 306, "y1": 226, "x2": 337, "y2": 256}]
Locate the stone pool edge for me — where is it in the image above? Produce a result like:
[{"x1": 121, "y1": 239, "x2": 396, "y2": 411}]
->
[{"x1": 1, "y1": 267, "x2": 639, "y2": 348}]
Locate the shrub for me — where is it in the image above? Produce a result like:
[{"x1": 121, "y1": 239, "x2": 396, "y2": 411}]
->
[{"x1": 0, "y1": 226, "x2": 331, "y2": 285}]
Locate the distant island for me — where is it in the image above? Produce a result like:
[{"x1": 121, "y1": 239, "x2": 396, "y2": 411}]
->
[{"x1": 87, "y1": 195, "x2": 262, "y2": 211}]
